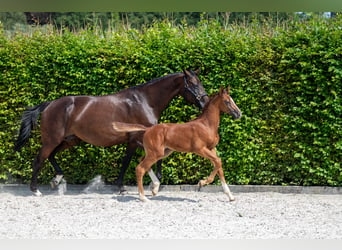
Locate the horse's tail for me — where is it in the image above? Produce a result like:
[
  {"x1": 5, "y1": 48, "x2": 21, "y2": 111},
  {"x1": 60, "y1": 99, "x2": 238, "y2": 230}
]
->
[
  {"x1": 112, "y1": 122, "x2": 147, "y2": 133},
  {"x1": 14, "y1": 101, "x2": 51, "y2": 152}
]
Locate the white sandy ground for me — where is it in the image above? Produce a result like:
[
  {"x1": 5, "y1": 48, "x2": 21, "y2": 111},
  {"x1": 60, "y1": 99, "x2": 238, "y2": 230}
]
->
[{"x1": 0, "y1": 182, "x2": 341, "y2": 239}]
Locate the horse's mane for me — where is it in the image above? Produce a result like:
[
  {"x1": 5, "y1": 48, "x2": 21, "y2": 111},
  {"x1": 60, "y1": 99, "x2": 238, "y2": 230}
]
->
[{"x1": 129, "y1": 72, "x2": 182, "y2": 90}]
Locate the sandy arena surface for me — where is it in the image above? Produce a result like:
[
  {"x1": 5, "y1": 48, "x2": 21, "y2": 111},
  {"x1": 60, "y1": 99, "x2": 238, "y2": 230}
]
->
[{"x1": 1, "y1": 181, "x2": 341, "y2": 239}]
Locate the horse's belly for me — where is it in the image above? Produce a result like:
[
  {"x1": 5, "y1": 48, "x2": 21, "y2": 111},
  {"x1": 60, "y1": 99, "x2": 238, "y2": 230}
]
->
[
  {"x1": 71, "y1": 121, "x2": 129, "y2": 147},
  {"x1": 78, "y1": 132, "x2": 128, "y2": 147}
]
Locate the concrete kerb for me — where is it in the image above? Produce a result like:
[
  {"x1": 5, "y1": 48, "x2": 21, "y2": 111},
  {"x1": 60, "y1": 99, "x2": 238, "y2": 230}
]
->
[{"x1": 1, "y1": 184, "x2": 342, "y2": 195}]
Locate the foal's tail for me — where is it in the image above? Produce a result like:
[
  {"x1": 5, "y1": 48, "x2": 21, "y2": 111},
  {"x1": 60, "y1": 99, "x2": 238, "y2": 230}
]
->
[
  {"x1": 112, "y1": 122, "x2": 147, "y2": 133},
  {"x1": 14, "y1": 101, "x2": 51, "y2": 152}
]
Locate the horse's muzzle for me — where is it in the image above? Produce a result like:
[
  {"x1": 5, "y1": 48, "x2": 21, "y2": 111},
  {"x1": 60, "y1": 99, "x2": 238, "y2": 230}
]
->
[{"x1": 198, "y1": 95, "x2": 209, "y2": 109}]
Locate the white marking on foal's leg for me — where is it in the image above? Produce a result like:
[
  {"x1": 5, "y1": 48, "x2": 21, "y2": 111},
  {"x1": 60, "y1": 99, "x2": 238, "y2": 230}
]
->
[
  {"x1": 148, "y1": 169, "x2": 160, "y2": 196},
  {"x1": 50, "y1": 174, "x2": 64, "y2": 188},
  {"x1": 222, "y1": 183, "x2": 235, "y2": 201},
  {"x1": 139, "y1": 192, "x2": 150, "y2": 202}
]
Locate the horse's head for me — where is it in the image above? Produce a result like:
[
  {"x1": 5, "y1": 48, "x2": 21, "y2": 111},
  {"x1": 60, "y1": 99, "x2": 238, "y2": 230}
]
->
[
  {"x1": 219, "y1": 86, "x2": 242, "y2": 119},
  {"x1": 180, "y1": 69, "x2": 209, "y2": 109}
]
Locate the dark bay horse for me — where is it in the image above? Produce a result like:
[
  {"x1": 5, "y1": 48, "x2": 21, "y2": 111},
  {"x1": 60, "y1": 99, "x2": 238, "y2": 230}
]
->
[
  {"x1": 14, "y1": 69, "x2": 209, "y2": 196},
  {"x1": 112, "y1": 86, "x2": 242, "y2": 202}
]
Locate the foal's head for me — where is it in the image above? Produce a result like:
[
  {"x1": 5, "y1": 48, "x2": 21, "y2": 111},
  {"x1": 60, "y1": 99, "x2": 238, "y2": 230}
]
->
[
  {"x1": 180, "y1": 69, "x2": 209, "y2": 109},
  {"x1": 218, "y1": 86, "x2": 242, "y2": 119}
]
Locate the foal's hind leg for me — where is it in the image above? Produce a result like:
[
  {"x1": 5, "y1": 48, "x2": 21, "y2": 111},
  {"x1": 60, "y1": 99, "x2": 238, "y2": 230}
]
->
[
  {"x1": 136, "y1": 155, "x2": 160, "y2": 202},
  {"x1": 148, "y1": 148, "x2": 173, "y2": 196}
]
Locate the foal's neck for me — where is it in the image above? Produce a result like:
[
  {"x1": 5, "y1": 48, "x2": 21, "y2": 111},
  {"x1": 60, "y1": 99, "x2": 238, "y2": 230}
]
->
[{"x1": 199, "y1": 96, "x2": 221, "y2": 130}]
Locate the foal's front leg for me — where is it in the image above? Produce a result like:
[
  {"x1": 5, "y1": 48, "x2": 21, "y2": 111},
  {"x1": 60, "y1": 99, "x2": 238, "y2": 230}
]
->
[
  {"x1": 197, "y1": 148, "x2": 235, "y2": 201},
  {"x1": 217, "y1": 167, "x2": 235, "y2": 201}
]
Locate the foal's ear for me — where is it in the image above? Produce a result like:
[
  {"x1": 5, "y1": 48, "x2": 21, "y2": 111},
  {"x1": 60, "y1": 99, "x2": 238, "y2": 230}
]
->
[
  {"x1": 219, "y1": 86, "x2": 225, "y2": 95},
  {"x1": 194, "y1": 68, "x2": 201, "y2": 75},
  {"x1": 227, "y1": 86, "x2": 230, "y2": 95}
]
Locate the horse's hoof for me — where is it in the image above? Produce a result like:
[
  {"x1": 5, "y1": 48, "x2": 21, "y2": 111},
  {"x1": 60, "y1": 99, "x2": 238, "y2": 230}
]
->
[
  {"x1": 118, "y1": 189, "x2": 128, "y2": 195},
  {"x1": 32, "y1": 190, "x2": 43, "y2": 197},
  {"x1": 151, "y1": 182, "x2": 160, "y2": 196},
  {"x1": 50, "y1": 180, "x2": 58, "y2": 189},
  {"x1": 50, "y1": 175, "x2": 64, "y2": 189}
]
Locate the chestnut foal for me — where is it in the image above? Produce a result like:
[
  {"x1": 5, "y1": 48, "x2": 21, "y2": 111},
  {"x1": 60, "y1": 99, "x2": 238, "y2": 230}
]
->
[{"x1": 112, "y1": 87, "x2": 242, "y2": 202}]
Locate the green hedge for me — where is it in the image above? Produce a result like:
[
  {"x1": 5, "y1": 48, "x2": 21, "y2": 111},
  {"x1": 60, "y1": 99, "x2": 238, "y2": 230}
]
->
[{"x1": 0, "y1": 16, "x2": 341, "y2": 186}]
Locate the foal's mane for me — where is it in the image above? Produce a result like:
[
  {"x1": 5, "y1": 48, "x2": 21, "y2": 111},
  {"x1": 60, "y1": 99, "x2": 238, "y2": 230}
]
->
[
  {"x1": 194, "y1": 92, "x2": 220, "y2": 120},
  {"x1": 202, "y1": 92, "x2": 220, "y2": 109}
]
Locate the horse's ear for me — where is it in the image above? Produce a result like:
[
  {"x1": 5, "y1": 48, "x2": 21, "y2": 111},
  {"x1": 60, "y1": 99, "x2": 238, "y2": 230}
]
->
[{"x1": 183, "y1": 69, "x2": 191, "y2": 77}]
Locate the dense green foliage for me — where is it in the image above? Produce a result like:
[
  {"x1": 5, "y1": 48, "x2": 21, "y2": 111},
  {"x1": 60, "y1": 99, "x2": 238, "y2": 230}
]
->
[
  {"x1": 0, "y1": 16, "x2": 341, "y2": 186},
  {"x1": 0, "y1": 12, "x2": 296, "y2": 31}
]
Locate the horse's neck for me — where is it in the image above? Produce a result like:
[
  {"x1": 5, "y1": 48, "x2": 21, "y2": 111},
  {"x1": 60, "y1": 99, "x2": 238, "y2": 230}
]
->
[{"x1": 140, "y1": 74, "x2": 181, "y2": 116}]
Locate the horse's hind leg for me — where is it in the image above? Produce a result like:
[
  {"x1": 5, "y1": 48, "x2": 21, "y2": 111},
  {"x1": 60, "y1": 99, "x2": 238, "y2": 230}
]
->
[
  {"x1": 31, "y1": 145, "x2": 56, "y2": 196},
  {"x1": 49, "y1": 137, "x2": 80, "y2": 188}
]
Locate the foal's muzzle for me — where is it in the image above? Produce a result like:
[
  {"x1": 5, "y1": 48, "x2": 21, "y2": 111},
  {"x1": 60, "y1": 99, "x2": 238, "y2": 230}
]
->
[{"x1": 232, "y1": 110, "x2": 242, "y2": 120}]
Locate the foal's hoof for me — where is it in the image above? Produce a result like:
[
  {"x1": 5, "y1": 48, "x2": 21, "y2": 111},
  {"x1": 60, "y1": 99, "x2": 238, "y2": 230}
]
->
[
  {"x1": 228, "y1": 196, "x2": 236, "y2": 202},
  {"x1": 139, "y1": 196, "x2": 150, "y2": 202},
  {"x1": 197, "y1": 180, "x2": 205, "y2": 191},
  {"x1": 32, "y1": 190, "x2": 43, "y2": 197}
]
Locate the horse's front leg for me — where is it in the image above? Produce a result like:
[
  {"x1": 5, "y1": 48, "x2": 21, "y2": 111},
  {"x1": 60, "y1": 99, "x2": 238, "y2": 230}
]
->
[
  {"x1": 155, "y1": 159, "x2": 163, "y2": 181},
  {"x1": 148, "y1": 169, "x2": 160, "y2": 196},
  {"x1": 116, "y1": 144, "x2": 137, "y2": 194}
]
